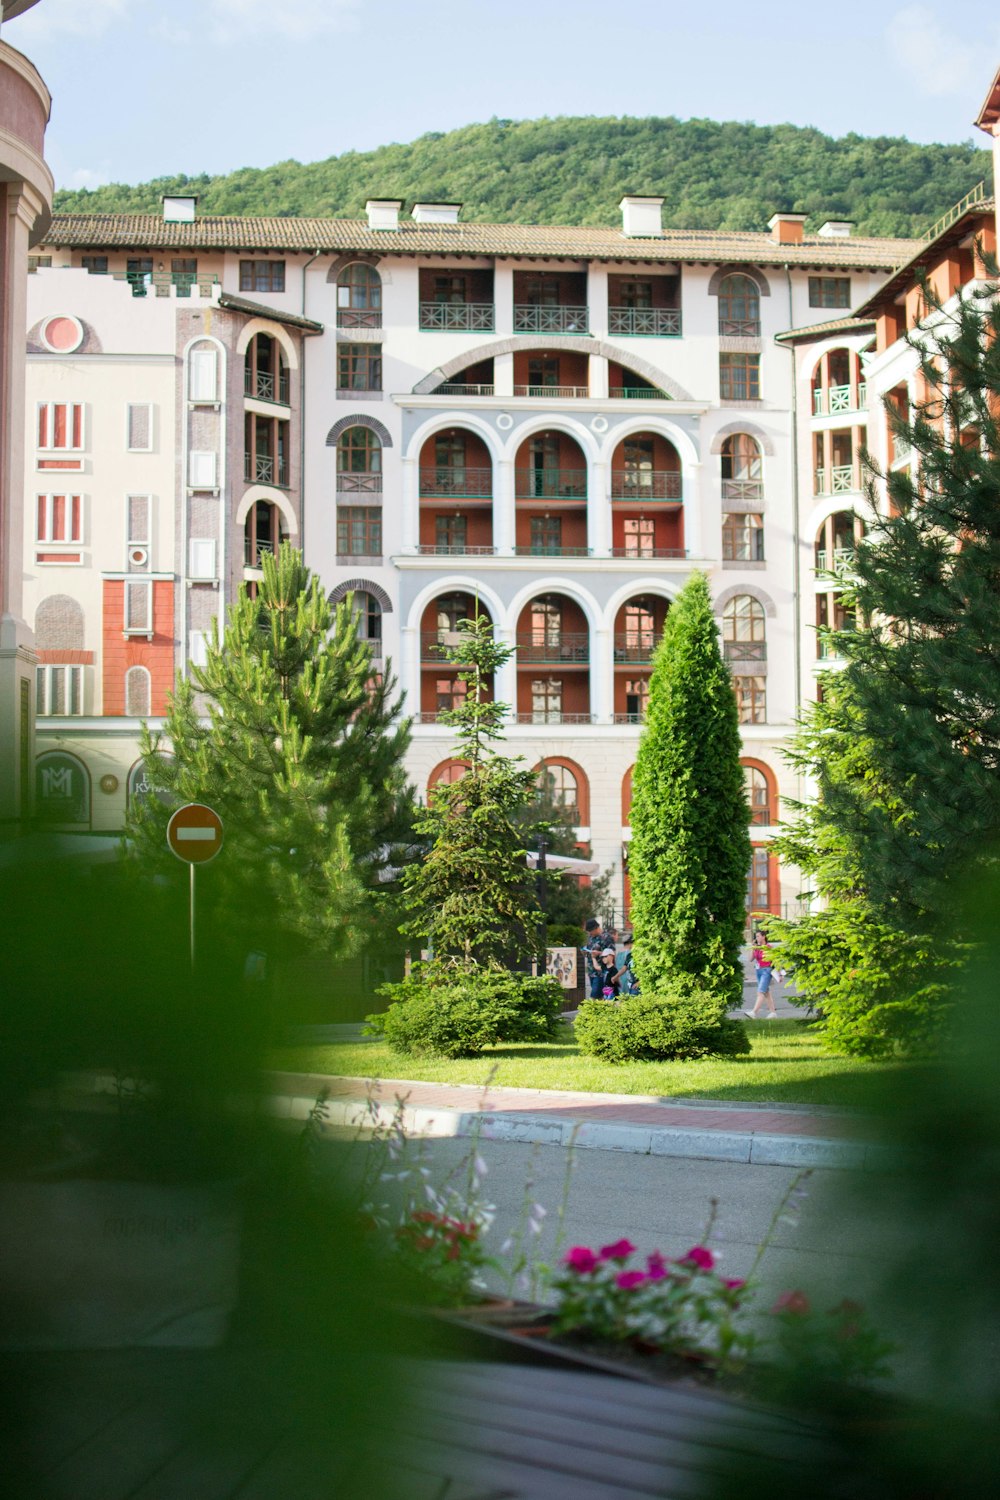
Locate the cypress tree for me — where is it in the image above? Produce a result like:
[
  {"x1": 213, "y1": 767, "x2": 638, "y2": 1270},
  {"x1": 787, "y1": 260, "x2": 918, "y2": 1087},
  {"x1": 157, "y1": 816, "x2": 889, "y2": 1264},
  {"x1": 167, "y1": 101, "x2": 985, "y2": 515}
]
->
[
  {"x1": 628, "y1": 572, "x2": 751, "y2": 1004},
  {"x1": 128, "y1": 543, "x2": 412, "y2": 956}
]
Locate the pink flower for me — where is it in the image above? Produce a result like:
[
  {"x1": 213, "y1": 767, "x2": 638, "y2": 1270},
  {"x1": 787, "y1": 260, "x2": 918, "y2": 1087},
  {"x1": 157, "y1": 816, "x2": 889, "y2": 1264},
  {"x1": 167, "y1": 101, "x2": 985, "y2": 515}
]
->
[
  {"x1": 615, "y1": 1270, "x2": 647, "y2": 1290},
  {"x1": 724, "y1": 1278, "x2": 746, "y2": 1292},
  {"x1": 563, "y1": 1245, "x2": 599, "y2": 1274},
  {"x1": 772, "y1": 1289, "x2": 811, "y2": 1317},
  {"x1": 599, "y1": 1238, "x2": 637, "y2": 1262},
  {"x1": 683, "y1": 1245, "x2": 715, "y2": 1270},
  {"x1": 646, "y1": 1252, "x2": 669, "y2": 1281}
]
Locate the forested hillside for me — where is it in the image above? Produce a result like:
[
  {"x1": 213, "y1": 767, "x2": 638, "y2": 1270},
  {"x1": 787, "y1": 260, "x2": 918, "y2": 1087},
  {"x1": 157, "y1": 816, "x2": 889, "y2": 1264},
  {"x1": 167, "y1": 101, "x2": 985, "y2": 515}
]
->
[{"x1": 53, "y1": 115, "x2": 990, "y2": 237}]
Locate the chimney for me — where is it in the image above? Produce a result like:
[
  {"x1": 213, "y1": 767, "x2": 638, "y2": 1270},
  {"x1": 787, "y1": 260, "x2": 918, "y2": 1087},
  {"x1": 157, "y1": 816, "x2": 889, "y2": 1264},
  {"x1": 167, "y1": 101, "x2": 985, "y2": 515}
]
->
[
  {"x1": 768, "y1": 212, "x2": 807, "y2": 246},
  {"x1": 620, "y1": 196, "x2": 664, "y2": 237},
  {"x1": 365, "y1": 198, "x2": 403, "y2": 231},
  {"x1": 412, "y1": 203, "x2": 461, "y2": 223},
  {"x1": 818, "y1": 220, "x2": 854, "y2": 239},
  {"x1": 162, "y1": 195, "x2": 197, "y2": 223}
]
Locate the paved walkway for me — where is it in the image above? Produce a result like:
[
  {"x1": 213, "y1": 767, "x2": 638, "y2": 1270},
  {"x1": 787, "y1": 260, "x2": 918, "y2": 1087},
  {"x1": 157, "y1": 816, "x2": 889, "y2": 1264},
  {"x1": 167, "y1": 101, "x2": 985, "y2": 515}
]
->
[{"x1": 270, "y1": 1072, "x2": 888, "y2": 1172}]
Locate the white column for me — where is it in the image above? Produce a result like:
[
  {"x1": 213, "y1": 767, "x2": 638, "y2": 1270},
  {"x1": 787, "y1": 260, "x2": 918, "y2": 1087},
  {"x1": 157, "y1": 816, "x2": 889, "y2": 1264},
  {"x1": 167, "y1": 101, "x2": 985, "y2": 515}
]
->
[
  {"x1": 592, "y1": 628, "x2": 614, "y2": 723},
  {"x1": 588, "y1": 266, "x2": 608, "y2": 339},
  {"x1": 401, "y1": 456, "x2": 419, "y2": 552},
  {"x1": 400, "y1": 625, "x2": 420, "y2": 721},
  {"x1": 493, "y1": 350, "x2": 514, "y2": 398},
  {"x1": 495, "y1": 624, "x2": 517, "y2": 714},
  {"x1": 683, "y1": 462, "x2": 702, "y2": 558},
  {"x1": 494, "y1": 459, "x2": 515, "y2": 554},
  {"x1": 587, "y1": 460, "x2": 611, "y2": 556},
  {"x1": 589, "y1": 354, "x2": 609, "y2": 400},
  {"x1": 494, "y1": 264, "x2": 514, "y2": 336}
]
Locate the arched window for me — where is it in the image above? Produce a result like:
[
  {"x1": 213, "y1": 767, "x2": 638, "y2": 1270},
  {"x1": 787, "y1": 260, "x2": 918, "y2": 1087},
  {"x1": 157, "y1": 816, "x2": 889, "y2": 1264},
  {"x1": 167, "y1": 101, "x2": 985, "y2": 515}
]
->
[
  {"x1": 722, "y1": 595, "x2": 766, "y2": 644},
  {"x1": 337, "y1": 264, "x2": 382, "y2": 328},
  {"x1": 244, "y1": 332, "x2": 288, "y2": 404},
  {"x1": 352, "y1": 590, "x2": 382, "y2": 650},
  {"x1": 125, "y1": 665, "x2": 151, "y2": 718},
  {"x1": 244, "y1": 500, "x2": 287, "y2": 568},
  {"x1": 717, "y1": 274, "x2": 760, "y2": 336},
  {"x1": 721, "y1": 433, "x2": 762, "y2": 485},
  {"x1": 337, "y1": 425, "x2": 382, "y2": 493},
  {"x1": 743, "y1": 763, "x2": 775, "y2": 826},
  {"x1": 539, "y1": 762, "x2": 579, "y2": 816}
]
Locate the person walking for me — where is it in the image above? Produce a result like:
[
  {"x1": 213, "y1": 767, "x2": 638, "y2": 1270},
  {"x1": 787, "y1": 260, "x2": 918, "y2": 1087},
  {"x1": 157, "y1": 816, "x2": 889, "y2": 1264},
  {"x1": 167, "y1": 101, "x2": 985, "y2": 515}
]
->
[
  {"x1": 745, "y1": 928, "x2": 778, "y2": 1018},
  {"x1": 583, "y1": 918, "x2": 609, "y2": 999},
  {"x1": 597, "y1": 948, "x2": 622, "y2": 999}
]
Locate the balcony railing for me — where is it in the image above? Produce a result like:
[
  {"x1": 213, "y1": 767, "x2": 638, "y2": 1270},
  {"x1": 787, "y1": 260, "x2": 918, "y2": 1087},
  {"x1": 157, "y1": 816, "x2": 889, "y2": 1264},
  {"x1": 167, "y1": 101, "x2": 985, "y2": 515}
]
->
[
  {"x1": 337, "y1": 471, "x2": 382, "y2": 494},
  {"x1": 245, "y1": 453, "x2": 289, "y2": 487},
  {"x1": 610, "y1": 547, "x2": 687, "y2": 560},
  {"x1": 610, "y1": 471, "x2": 682, "y2": 501},
  {"x1": 434, "y1": 383, "x2": 495, "y2": 397},
  {"x1": 516, "y1": 633, "x2": 589, "y2": 663},
  {"x1": 815, "y1": 547, "x2": 855, "y2": 572},
  {"x1": 244, "y1": 538, "x2": 274, "y2": 568},
  {"x1": 719, "y1": 317, "x2": 761, "y2": 337},
  {"x1": 419, "y1": 302, "x2": 495, "y2": 331},
  {"x1": 723, "y1": 639, "x2": 767, "y2": 661},
  {"x1": 514, "y1": 545, "x2": 592, "y2": 558},
  {"x1": 514, "y1": 305, "x2": 589, "y2": 334},
  {"x1": 419, "y1": 467, "x2": 493, "y2": 498},
  {"x1": 337, "y1": 308, "x2": 382, "y2": 330},
  {"x1": 244, "y1": 366, "x2": 290, "y2": 404},
  {"x1": 515, "y1": 469, "x2": 587, "y2": 499},
  {"x1": 613, "y1": 712, "x2": 645, "y2": 725},
  {"x1": 513, "y1": 384, "x2": 589, "y2": 399},
  {"x1": 123, "y1": 271, "x2": 219, "y2": 299},
  {"x1": 615, "y1": 386, "x2": 669, "y2": 400},
  {"x1": 722, "y1": 478, "x2": 763, "y2": 503},
  {"x1": 513, "y1": 711, "x2": 595, "y2": 725},
  {"x1": 614, "y1": 636, "x2": 657, "y2": 662},
  {"x1": 814, "y1": 465, "x2": 857, "y2": 494},
  {"x1": 817, "y1": 637, "x2": 847, "y2": 660},
  {"x1": 421, "y1": 631, "x2": 475, "y2": 659},
  {"x1": 609, "y1": 307, "x2": 681, "y2": 337},
  {"x1": 891, "y1": 434, "x2": 912, "y2": 466},
  {"x1": 812, "y1": 383, "x2": 868, "y2": 415},
  {"x1": 415, "y1": 543, "x2": 497, "y2": 556}
]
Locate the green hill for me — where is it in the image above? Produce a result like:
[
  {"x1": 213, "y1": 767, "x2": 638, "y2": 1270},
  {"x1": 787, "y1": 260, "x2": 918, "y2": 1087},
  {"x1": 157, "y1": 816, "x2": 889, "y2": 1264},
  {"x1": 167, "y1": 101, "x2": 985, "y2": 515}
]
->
[{"x1": 52, "y1": 115, "x2": 991, "y2": 238}]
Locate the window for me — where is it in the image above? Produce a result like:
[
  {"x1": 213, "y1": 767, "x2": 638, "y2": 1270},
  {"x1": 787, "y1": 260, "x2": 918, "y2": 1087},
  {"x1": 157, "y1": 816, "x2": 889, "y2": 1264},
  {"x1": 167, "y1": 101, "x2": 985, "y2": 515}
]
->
[
  {"x1": 436, "y1": 595, "x2": 470, "y2": 641},
  {"x1": 190, "y1": 347, "x2": 219, "y2": 404},
  {"x1": 723, "y1": 595, "x2": 766, "y2": 660},
  {"x1": 127, "y1": 495, "x2": 151, "y2": 570},
  {"x1": 809, "y1": 277, "x2": 850, "y2": 308},
  {"x1": 719, "y1": 354, "x2": 761, "y2": 401},
  {"x1": 531, "y1": 678, "x2": 562, "y2": 722},
  {"x1": 717, "y1": 274, "x2": 760, "y2": 335},
  {"x1": 337, "y1": 344, "x2": 382, "y2": 393},
  {"x1": 529, "y1": 516, "x2": 562, "y2": 554},
  {"x1": 244, "y1": 501, "x2": 283, "y2": 567},
  {"x1": 744, "y1": 765, "x2": 773, "y2": 826},
  {"x1": 530, "y1": 598, "x2": 562, "y2": 647},
  {"x1": 746, "y1": 847, "x2": 772, "y2": 914},
  {"x1": 244, "y1": 332, "x2": 288, "y2": 404},
  {"x1": 337, "y1": 507, "x2": 382, "y2": 557},
  {"x1": 125, "y1": 665, "x2": 152, "y2": 718},
  {"x1": 527, "y1": 357, "x2": 560, "y2": 389},
  {"x1": 617, "y1": 280, "x2": 653, "y2": 309},
  {"x1": 434, "y1": 275, "x2": 468, "y2": 303},
  {"x1": 722, "y1": 512, "x2": 765, "y2": 561},
  {"x1": 721, "y1": 433, "x2": 762, "y2": 483},
  {"x1": 124, "y1": 579, "x2": 153, "y2": 635},
  {"x1": 36, "y1": 663, "x2": 83, "y2": 716},
  {"x1": 28, "y1": 255, "x2": 52, "y2": 272},
  {"x1": 337, "y1": 425, "x2": 382, "y2": 476},
  {"x1": 244, "y1": 412, "x2": 289, "y2": 487},
  {"x1": 171, "y1": 257, "x2": 198, "y2": 296},
  {"x1": 436, "y1": 677, "x2": 467, "y2": 714},
  {"x1": 337, "y1": 264, "x2": 382, "y2": 327},
  {"x1": 126, "y1": 403, "x2": 153, "y2": 452},
  {"x1": 37, "y1": 403, "x2": 84, "y2": 451},
  {"x1": 435, "y1": 515, "x2": 467, "y2": 552},
  {"x1": 539, "y1": 762, "x2": 579, "y2": 815},
  {"x1": 734, "y1": 675, "x2": 766, "y2": 724},
  {"x1": 623, "y1": 516, "x2": 655, "y2": 557},
  {"x1": 622, "y1": 436, "x2": 655, "y2": 491},
  {"x1": 127, "y1": 257, "x2": 153, "y2": 296},
  {"x1": 81, "y1": 255, "x2": 108, "y2": 275},
  {"x1": 352, "y1": 591, "x2": 382, "y2": 648},
  {"x1": 36, "y1": 493, "x2": 83, "y2": 544},
  {"x1": 239, "y1": 260, "x2": 286, "y2": 293},
  {"x1": 624, "y1": 678, "x2": 650, "y2": 720}
]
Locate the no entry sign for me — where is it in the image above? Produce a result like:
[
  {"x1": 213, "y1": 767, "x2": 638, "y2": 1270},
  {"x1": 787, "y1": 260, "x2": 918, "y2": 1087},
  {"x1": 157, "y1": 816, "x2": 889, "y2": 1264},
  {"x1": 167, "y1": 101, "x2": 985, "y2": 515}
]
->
[{"x1": 166, "y1": 802, "x2": 224, "y2": 865}]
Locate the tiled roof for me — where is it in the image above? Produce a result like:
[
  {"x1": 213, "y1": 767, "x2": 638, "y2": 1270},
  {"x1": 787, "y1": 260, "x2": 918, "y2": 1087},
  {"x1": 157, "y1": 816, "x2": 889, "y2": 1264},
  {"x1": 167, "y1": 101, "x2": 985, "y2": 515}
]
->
[
  {"x1": 853, "y1": 195, "x2": 996, "y2": 317},
  {"x1": 774, "y1": 313, "x2": 875, "y2": 344},
  {"x1": 217, "y1": 291, "x2": 323, "y2": 332},
  {"x1": 43, "y1": 214, "x2": 917, "y2": 269}
]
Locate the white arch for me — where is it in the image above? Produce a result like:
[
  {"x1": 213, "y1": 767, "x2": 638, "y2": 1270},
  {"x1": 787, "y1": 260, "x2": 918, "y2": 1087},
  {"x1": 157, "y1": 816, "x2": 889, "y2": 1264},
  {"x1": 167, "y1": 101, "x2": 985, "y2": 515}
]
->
[
  {"x1": 599, "y1": 415, "x2": 699, "y2": 468},
  {"x1": 796, "y1": 335, "x2": 869, "y2": 383},
  {"x1": 713, "y1": 583, "x2": 778, "y2": 620},
  {"x1": 506, "y1": 576, "x2": 601, "y2": 634},
  {"x1": 602, "y1": 578, "x2": 681, "y2": 629},
  {"x1": 405, "y1": 575, "x2": 507, "y2": 634},
  {"x1": 235, "y1": 318, "x2": 299, "y2": 369},
  {"x1": 503, "y1": 414, "x2": 599, "y2": 463},
  {"x1": 404, "y1": 410, "x2": 503, "y2": 465},
  {"x1": 235, "y1": 487, "x2": 299, "y2": 535}
]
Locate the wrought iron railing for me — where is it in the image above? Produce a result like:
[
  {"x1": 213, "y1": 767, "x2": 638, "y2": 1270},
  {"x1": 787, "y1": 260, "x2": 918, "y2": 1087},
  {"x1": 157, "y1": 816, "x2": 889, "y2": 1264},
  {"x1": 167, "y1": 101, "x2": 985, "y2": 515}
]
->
[
  {"x1": 613, "y1": 712, "x2": 645, "y2": 725},
  {"x1": 244, "y1": 366, "x2": 290, "y2": 404},
  {"x1": 616, "y1": 386, "x2": 669, "y2": 400},
  {"x1": 244, "y1": 453, "x2": 289, "y2": 486},
  {"x1": 608, "y1": 307, "x2": 681, "y2": 336},
  {"x1": 415, "y1": 544, "x2": 497, "y2": 556},
  {"x1": 337, "y1": 471, "x2": 382, "y2": 493},
  {"x1": 434, "y1": 383, "x2": 495, "y2": 397},
  {"x1": 610, "y1": 471, "x2": 682, "y2": 501},
  {"x1": 419, "y1": 467, "x2": 493, "y2": 498},
  {"x1": 244, "y1": 538, "x2": 274, "y2": 568},
  {"x1": 419, "y1": 302, "x2": 495, "y2": 331},
  {"x1": 513, "y1": 711, "x2": 595, "y2": 725},
  {"x1": 514, "y1": 545, "x2": 592, "y2": 557},
  {"x1": 337, "y1": 308, "x2": 382, "y2": 329},
  {"x1": 515, "y1": 469, "x2": 587, "y2": 499},
  {"x1": 421, "y1": 631, "x2": 471, "y2": 659},
  {"x1": 513, "y1": 384, "x2": 589, "y2": 399},
  {"x1": 516, "y1": 633, "x2": 589, "y2": 662},
  {"x1": 718, "y1": 317, "x2": 761, "y2": 337},
  {"x1": 514, "y1": 305, "x2": 589, "y2": 334},
  {"x1": 723, "y1": 639, "x2": 767, "y2": 661},
  {"x1": 613, "y1": 636, "x2": 657, "y2": 662},
  {"x1": 610, "y1": 547, "x2": 687, "y2": 560}
]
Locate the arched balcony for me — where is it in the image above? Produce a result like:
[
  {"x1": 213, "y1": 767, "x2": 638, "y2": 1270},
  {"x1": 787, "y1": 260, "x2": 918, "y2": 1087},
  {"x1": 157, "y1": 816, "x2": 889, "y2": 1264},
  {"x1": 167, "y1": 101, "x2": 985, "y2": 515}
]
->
[
  {"x1": 612, "y1": 594, "x2": 668, "y2": 723},
  {"x1": 811, "y1": 347, "x2": 865, "y2": 415},
  {"x1": 814, "y1": 510, "x2": 862, "y2": 573},
  {"x1": 609, "y1": 432, "x2": 684, "y2": 559},
  {"x1": 419, "y1": 593, "x2": 493, "y2": 721},
  {"x1": 418, "y1": 428, "x2": 494, "y2": 555},
  {"x1": 514, "y1": 431, "x2": 588, "y2": 557},
  {"x1": 244, "y1": 332, "x2": 289, "y2": 405},
  {"x1": 244, "y1": 499, "x2": 289, "y2": 569},
  {"x1": 337, "y1": 263, "x2": 382, "y2": 329},
  {"x1": 336, "y1": 424, "x2": 382, "y2": 494},
  {"x1": 514, "y1": 593, "x2": 591, "y2": 724},
  {"x1": 513, "y1": 347, "x2": 589, "y2": 399}
]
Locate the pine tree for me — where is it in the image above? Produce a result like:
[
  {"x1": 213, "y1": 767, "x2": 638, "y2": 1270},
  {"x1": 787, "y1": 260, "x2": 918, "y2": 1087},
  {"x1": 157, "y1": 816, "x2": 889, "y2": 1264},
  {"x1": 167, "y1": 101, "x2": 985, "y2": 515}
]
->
[
  {"x1": 628, "y1": 572, "x2": 751, "y2": 1004},
  {"x1": 128, "y1": 544, "x2": 412, "y2": 955},
  {"x1": 400, "y1": 614, "x2": 541, "y2": 965}
]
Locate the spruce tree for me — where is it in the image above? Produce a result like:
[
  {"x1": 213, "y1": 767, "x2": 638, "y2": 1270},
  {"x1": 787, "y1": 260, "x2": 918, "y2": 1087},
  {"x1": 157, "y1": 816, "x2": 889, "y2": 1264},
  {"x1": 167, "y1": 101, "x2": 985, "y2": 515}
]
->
[
  {"x1": 128, "y1": 543, "x2": 412, "y2": 955},
  {"x1": 400, "y1": 614, "x2": 541, "y2": 965},
  {"x1": 628, "y1": 572, "x2": 751, "y2": 1005}
]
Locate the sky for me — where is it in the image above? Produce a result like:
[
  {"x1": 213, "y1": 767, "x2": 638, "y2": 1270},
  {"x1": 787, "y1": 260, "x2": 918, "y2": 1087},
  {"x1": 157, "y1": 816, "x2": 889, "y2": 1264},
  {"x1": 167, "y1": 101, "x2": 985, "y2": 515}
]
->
[{"x1": 4, "y1": 0, "x2": 999, "y2": 193}]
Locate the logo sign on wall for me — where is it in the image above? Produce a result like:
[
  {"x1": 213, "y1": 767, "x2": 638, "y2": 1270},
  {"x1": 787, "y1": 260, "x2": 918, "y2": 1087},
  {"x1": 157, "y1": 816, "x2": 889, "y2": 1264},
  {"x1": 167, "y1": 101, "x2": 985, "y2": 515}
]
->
[
  {"x1": 35, "y1": 751, "x2": 90, "y2": 826},
  {"x1": 127, "y1": 755, "x2": 174, "y2": 812}
]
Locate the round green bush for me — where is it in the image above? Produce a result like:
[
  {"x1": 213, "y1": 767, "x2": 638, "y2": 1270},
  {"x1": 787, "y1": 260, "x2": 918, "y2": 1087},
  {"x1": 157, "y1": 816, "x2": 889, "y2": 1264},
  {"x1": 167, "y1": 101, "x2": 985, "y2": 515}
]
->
[
  {"x1": 574, "y1": 990, "x2": 750, "y2": 1063},
  {"x1": 365, "y1": 966, "x2": 565, "y2": 1057}
]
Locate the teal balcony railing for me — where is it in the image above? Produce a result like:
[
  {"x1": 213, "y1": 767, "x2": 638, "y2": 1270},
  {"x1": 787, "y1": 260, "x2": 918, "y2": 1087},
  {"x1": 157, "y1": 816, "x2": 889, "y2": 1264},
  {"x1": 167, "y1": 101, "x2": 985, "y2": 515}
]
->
[
  {"x1": 514, "y1": 305, "x2": 588, "y2": 334},
  {"x1": 609, "y1": 307, "x2": 681, "y2": 336},
  {"x1": 419, "y1": 302, "x2": 495, "y2": 331},
  {"x1": 516, "y1": 632, "x2": 589, "y2": 663},
  {"x1": 610, "y1": 471, "x2": 682, "y2": 501},
  {"x1": 515, "y1": 468, "x2": 587, "y2": 499},
  {"x1": 419, "y1": 467, "x2": 493, "y2": 499}
]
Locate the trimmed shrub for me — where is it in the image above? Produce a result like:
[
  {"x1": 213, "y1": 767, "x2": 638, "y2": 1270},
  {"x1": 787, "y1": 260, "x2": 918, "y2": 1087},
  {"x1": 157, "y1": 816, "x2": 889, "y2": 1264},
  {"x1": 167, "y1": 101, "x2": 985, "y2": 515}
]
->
[
  {"x1": 365, "y1": 966, "x2": 564, "y2": 1058},
  {"x1": 574, "y1": 990, "x2": 750, "y2": 1063}
]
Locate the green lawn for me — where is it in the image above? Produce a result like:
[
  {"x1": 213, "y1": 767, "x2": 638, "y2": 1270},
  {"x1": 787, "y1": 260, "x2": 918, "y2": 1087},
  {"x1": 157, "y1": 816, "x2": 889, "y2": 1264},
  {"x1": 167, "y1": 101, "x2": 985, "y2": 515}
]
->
[{"x1": 270, "y1": 1020, "x2": 914, "y2": 1110}]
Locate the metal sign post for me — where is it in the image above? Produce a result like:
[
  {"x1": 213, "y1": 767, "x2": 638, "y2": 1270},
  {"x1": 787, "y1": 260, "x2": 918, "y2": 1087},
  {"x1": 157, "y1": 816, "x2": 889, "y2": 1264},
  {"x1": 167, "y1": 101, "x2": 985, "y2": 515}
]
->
[{"x1": 166, "y1": 803, "x2": 224, "y2": 970}]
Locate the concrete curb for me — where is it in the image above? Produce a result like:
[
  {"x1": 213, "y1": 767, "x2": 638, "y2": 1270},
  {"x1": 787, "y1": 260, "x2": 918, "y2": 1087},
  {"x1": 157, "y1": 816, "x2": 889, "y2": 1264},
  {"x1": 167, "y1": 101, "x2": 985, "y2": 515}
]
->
[{"x1": 273, "y1": 1091, "x2": 887, "y2": 1171}]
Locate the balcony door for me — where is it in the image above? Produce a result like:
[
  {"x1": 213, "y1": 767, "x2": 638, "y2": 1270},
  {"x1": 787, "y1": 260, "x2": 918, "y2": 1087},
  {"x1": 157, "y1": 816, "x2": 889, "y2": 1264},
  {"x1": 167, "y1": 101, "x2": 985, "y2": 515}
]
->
[
  {"x1": 623, "y1": 437, "x2": 655, "y2": 494},
  {"x1": 436, "y1": 434, "x2": 467, "y2": 495},
  {"x1": 529, "y1": 436, "x2": 559, "y2": 497},
  {"x1": 530, "y1": 597, "x2": 561, "y2": 648}
]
